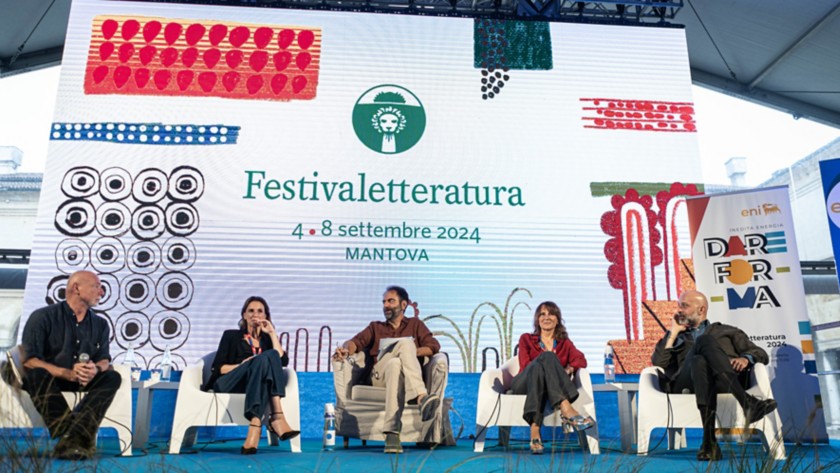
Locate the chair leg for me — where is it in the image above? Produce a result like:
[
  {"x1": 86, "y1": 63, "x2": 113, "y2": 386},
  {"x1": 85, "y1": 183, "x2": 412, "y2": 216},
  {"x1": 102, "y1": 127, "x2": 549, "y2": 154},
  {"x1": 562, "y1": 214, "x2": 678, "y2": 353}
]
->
[
  {"x1": 290, "y1": 434, "x2": 302, "y2": 453},
  {"x1": 763, "y1": 423, "x2": 786, "y2": 460},
  {"x1": 113, "y1": 425, "x2": 134, "y2": 456},
  {"x1": 473, "y1": 424, "x2": 487, "y2": 452},
  {"x1": 498, "y1": 426, "x2": 511, "y2": 447},
  {"x1": 578, "y1": 428, "x2": 600, "y2": 454},
  {"x1": 268, "y1": 429, "x2": 279, "y2": 447},
  {"x1": 636, "y1": 427, "x2": 650, "y2": 456},
  {"x1": 667, "y1": 428, "x2": 684, "y2": 450},
  {"x1": 168, "y1": 426, "x2": 187, "y2": 454},
  {"x1": 343, "y1": 437, "x2": 349, "y2": 449}
]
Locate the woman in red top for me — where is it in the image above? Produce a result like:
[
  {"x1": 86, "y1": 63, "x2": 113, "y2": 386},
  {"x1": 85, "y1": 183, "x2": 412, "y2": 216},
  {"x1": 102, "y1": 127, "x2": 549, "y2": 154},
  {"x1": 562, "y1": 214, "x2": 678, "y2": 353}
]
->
[{"x1": 511, "y1": 301, "x2": 594, "y2": 454}]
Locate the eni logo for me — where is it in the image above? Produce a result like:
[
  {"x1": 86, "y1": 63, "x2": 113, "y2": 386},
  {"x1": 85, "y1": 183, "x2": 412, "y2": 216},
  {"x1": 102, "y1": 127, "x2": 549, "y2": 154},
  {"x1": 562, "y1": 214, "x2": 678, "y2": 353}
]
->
[
  {"x1": 741, "y1": 203, "x2": 781, "y2": 217},
  {"x1": 826, "y1": 181, "x2": 840, "y2": 229}
]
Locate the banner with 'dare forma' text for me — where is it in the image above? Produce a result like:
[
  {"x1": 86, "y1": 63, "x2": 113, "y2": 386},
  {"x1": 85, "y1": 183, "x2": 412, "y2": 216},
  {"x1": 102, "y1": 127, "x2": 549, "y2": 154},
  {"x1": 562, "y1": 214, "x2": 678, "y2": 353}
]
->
[{"x1": 686, "y1": 186, "x2": 825, "y2": 442}]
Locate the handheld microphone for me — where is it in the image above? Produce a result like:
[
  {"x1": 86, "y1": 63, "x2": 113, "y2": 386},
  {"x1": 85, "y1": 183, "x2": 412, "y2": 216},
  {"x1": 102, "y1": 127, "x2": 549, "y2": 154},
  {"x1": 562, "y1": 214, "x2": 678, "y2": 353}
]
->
[{"x1": 77, "y1": 353, "x2": 91, "y2": 386}]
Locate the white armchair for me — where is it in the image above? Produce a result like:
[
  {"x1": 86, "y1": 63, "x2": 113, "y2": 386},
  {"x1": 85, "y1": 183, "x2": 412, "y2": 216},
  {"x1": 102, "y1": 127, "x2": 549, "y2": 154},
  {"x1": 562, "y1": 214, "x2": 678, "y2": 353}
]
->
[
  {"x1": 332, "y1": 351, "x2": 453, "y2": 446},
  {"x1": 168, "y1": 352, "x2": 301, "y2": 454},
  {"x1": 0, "y1": 345, "x2": 133, "y2": 455},
  {"x1": 636, "y1": 364, "x2": 785, "y2": 459},
  {"x1": 473, "y1": 357, "x2": 600, "y2": 453}
]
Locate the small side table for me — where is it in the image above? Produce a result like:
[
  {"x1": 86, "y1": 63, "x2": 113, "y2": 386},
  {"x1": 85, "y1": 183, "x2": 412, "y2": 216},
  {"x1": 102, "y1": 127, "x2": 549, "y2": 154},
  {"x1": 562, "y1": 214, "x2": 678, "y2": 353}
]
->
[
  {"x1": 132, "y1": 379, "x2": 180, "y2": 449},
  {"x1": 592, "y1": 382, "x2": 639, "y2": 452}
]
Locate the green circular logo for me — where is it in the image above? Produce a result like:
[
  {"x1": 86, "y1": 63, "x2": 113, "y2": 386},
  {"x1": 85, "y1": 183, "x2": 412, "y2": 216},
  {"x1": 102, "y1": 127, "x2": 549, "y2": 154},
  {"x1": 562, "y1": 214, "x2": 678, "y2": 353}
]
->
[{"x1": 352, "y1": 85, "x2": 425, "y2": 155}]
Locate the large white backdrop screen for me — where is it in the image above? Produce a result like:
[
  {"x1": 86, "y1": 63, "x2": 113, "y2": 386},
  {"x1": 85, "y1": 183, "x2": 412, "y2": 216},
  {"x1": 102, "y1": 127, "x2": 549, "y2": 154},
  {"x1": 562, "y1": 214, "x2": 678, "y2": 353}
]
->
[{"x1": 21, "y1": 0, "x2": 702, "y2": 372}]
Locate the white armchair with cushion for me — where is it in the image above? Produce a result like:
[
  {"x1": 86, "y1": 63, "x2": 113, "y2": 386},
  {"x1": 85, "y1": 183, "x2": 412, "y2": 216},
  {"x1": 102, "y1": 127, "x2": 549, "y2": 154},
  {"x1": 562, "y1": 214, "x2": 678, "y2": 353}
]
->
[
  {"x1": 332, "y1": 351, "x2": 453, "y2": 446},
  {"x1": 636, "y1": 363, "x2": 785, "y2": 459},
  {"x1": 0, "y1": 345, "x2": 133, "y2": 455},
  {"x1": 473, "y1": 357, "x2": 600, "y2": 453},
  {"x1": 168, "y1": 352, "x2": 301, "y2": 454}
]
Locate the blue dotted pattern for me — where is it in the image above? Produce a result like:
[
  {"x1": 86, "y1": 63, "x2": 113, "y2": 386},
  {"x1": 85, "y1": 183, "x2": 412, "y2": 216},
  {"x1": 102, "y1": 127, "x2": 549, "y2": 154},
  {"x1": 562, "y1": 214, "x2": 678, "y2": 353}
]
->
[{"x1": 50, "y1": 123, "x2": 240, "y2": 145}]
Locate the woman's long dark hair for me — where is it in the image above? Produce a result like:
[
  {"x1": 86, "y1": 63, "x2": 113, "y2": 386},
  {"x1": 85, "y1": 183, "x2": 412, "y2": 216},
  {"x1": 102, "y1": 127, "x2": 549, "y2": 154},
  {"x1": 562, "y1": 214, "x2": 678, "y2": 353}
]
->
[
  {"x1": 532, "y1": 301, "x2": 567, "y2": 340},
  {"x1": 238, "y1": 296, "x2": 271, "y2": 330}
]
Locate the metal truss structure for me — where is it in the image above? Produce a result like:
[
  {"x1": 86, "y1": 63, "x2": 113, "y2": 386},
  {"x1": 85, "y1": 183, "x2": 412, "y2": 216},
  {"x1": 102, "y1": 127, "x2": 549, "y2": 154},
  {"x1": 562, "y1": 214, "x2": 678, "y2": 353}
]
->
[{"x1": 145, "y1": 0, "x2": 683, "y2": 23}]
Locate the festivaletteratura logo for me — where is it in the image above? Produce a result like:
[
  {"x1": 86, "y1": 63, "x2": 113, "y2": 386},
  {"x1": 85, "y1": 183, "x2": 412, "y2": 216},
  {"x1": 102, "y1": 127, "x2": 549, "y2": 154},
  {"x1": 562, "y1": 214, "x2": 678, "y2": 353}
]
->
[{"x1": 352, "y1": 85, "x2": 425, "y2": 155}]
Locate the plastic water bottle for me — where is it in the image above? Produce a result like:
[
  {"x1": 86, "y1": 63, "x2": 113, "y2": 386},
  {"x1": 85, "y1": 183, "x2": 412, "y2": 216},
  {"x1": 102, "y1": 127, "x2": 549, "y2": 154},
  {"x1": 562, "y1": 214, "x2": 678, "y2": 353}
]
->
[
  {"x1": 603, "y1": 344, "x2": 616, "y2": 383},
  {"x1": 124, "y1": 343, "x2": 141, "y2": 382},
  {"x1": 160, "y1": 345, "x2": 172, "y2": 382},
  {"x1": 323, "y1": 403, "x2": 336, "y2": 451}
]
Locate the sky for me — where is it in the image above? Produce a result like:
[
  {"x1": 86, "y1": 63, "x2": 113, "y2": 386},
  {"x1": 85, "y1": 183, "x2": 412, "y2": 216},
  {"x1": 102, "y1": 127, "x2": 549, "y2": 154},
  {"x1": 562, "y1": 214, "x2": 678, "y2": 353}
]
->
[{"x1": 1, "y1": 66, "x2": 839, "y2": 186}]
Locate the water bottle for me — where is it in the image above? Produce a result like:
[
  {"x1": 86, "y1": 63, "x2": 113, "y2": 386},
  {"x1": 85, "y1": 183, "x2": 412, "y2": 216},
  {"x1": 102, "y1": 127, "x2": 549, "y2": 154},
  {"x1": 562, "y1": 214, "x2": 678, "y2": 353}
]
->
[
  {"x1": 323, "y1": 403, "x2": 336, "y2": 451},
  {"x1": 603, "y1": 343, "x2": 616, "y2": 383},
  {"x1": 124, "y1": 343, "x2": 141, "y2": 381},
  {"x1": 160, "y1": 345, "x2": 172, "y2": 382}
]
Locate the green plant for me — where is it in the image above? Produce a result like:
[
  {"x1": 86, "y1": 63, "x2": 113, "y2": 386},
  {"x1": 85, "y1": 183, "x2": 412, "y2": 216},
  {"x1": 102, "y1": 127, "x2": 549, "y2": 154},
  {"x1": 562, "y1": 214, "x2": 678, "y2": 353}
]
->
[{"x1": 424, "y1": 288, "x2": 532, "y2": 372}]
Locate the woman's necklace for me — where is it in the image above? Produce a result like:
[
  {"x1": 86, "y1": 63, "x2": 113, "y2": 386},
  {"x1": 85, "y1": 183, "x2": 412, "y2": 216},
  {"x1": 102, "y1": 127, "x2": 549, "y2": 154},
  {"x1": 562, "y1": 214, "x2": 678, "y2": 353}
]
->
[
  {"x1": 245, "y1": 333, "x2": 262, "y2": 356},
  {"x1": 539, "y1": 336, "x2": 556, "y2": 351}
]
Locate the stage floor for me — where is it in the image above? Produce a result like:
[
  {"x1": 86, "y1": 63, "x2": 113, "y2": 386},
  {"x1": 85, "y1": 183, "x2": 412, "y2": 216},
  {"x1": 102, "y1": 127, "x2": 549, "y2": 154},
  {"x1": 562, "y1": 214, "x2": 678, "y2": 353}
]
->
[{"x1": 3, "y1": 437, "x2": 839, "y2": 472}]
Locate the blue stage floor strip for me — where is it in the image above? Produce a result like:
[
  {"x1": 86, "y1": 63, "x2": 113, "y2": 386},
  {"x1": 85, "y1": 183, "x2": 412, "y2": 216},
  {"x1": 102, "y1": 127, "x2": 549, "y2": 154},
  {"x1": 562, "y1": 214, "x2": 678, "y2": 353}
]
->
[
  {"x1": 3, "y1": 372, "x2": 839, "y2": 471},
  {"x1": 2, "y1": 439, "x2": 839, "y2": 472}
]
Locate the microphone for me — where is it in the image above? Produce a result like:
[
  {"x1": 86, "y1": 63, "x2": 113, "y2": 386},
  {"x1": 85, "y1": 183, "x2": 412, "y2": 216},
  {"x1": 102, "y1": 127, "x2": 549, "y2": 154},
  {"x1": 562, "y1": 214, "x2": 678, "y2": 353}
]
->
[{"x1": 78, "y1": 353, "x2": 90, "y2": 386}]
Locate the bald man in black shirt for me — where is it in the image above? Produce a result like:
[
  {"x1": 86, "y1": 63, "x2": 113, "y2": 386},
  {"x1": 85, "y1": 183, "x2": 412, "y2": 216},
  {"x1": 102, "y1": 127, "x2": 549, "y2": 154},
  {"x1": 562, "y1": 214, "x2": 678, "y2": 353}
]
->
[{"x1": 21, "y1": 270, "x2": 121, "y2": 460}]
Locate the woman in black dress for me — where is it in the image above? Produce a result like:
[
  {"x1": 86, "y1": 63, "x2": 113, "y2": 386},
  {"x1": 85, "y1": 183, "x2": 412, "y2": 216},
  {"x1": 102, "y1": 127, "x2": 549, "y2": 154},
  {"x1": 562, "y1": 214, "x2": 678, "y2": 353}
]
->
[{"x1": 204, "y1": 296, "x2": 300, "y2": 454}]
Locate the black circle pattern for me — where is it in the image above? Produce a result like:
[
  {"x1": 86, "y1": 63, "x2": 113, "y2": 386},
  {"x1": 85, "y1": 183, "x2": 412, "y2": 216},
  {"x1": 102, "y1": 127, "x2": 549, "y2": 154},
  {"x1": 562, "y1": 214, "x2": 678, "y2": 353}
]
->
[
  {"x1": 55, "y1": 238, "x2": 90, "y2": 274},
  {"x1": 45, "y1": 275, "x2": 69, "y2": 305},
  {"x1": 167, "y1": 166, "x2": 204, "y2": 203},
  {"x1": 49, "y1": 166, "x2": 203, "y2": 362},
  {"x1": 55, "y1": 199, "x2": 96, "y2": 237},
  {"x1": 133, "y1": 168, "x2": 168, "y2": 204},
  {"x1": 97, "y1": 273, "x2": 120, "y2": 311},
  {"x1": 149, "y1": 310, "x2": 190, "y2": 350},
  {"x1": 131, "y1": 205, "x2": 166, "y2": 240},
  {"x1": 127, "y1": 240, "x2": 161, "y2": 274},
  {"x1": 100, "y1": 167, "x2": 133, "y2": 201},
  {"x1": 91, "y1": 237, "x2": 126, "y2": 274},
  {"x1": 155, "y1": 271, "x2": 193, "y2": 310},
  {"x1": 162, "y1": 237, "x2": 196, "y2": 271},
  {"x1": 119, "y1": 274, "x2": 156, "y2": 311},
  {"x1": 96, "y1": 201, "x2": 131, "y2": 237},
  {"x1": 61, "y1": 166, "x2": 99, "y2": 198},
  {"x1": 114, "y1": 311, "x2": 151, "y2": 349},
  {"x1": 164, "y1": 202, "x2": 199, "y2": 237}
]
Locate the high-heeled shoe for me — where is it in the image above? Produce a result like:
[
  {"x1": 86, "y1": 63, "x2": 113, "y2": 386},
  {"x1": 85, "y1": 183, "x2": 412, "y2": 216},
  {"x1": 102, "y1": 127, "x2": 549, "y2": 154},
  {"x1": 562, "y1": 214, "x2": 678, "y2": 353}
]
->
[
  {"x1": 268, "y1": 412, "x2": 301, "y2": 441},
  {"x1": 241, "y1": 424, "x2": 261, "y2": 454},
  {"x1": 530, "y1": 438, "x2": 544, "y2": 455},
  {"x1": 562, "y1": 414, "x2": 595, "y2": 432}
]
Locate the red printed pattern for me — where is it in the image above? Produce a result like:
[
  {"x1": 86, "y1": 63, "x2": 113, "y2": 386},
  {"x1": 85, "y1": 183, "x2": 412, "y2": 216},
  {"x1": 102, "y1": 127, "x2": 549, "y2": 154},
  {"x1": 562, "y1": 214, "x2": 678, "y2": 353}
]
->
[
  {"x1": 608, "y1": 260, "x2": 696, "y2": 374},
  {"x1": 84, "y1": 16, "x2": 321, "y2": 101},
  {"x1": 580, "y1": 98, "x2": 696, "y2": 132}
]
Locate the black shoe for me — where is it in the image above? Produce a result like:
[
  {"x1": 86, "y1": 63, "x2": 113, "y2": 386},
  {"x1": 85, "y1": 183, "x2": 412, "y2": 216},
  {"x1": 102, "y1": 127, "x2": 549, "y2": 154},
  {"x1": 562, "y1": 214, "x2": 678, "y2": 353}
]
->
[
  {"x1": 53, "y1": 440, "x2": 95, "y2": 461},
  {"x1": 419, "y1": 394, "x2": 440, "y2": 422},
  {"x1": 267, "y1": 413, "x2": 300, "y2": 441},
  {"x1": 530, "y1": 438, "x2": 544, "y2": 455},
  {"x1": 240, "y1": 446, "x2": 258, "y2": 455},
  {"x1": 696, "y1": 442, "x2": 722, "y2": 461},
  {"x1": 279, "y1": 430, "x2": 300, "y2": 441},
  {"x1": 746, "y1": 398, "x2": 777, "y2": 424},
  {"x1": 384, "y1": 432, "x2": 403, "y2": 454}
]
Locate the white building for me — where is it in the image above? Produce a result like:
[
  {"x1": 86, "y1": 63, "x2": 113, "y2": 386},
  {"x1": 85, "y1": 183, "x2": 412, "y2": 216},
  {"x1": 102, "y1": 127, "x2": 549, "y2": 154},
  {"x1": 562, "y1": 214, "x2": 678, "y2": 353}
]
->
[
  {"x1": 759, "y1": 137, "x2": 840, "y2": 439},
  {"x1": 0, "y1": 146, "x2": 41, "y2": 349}
]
